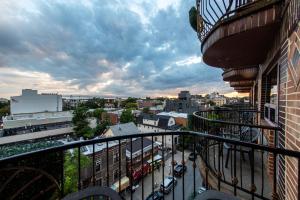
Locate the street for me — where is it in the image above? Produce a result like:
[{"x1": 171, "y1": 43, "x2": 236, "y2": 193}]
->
[{"x1": 123, "y1": 150, "x2": 202, "y2": 200}]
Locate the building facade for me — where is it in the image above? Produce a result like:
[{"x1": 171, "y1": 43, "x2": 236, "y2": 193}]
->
[
  {"x1": 80, "y1": 141, "x2": 128, "y2": 190},
  {"x1": 10, "y1": 89, "x2": 62, "y2": 114},
  {"x1": 136, "y1": 114, "x2": 180, "y2": 146},
  {"x1": 164, "y1": 91, "x2": 201, "y2": 114}
]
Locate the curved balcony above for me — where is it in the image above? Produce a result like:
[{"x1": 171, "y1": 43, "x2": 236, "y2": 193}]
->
[
  {"x1": 196, "y1": 0, "x2": 282, "y2": 68},
  {"x1": 222, "y1": 67, "x2": 257, "y2": 82},
  {"x1": 230, "y1": 80, "x2": 253, "y2": 87},
  {"x1": 236, "y1": 90, "x2": 250, "y2": 93},
  {"x1": 234, "y1": 86, "x2": 251, "y2": 93}
]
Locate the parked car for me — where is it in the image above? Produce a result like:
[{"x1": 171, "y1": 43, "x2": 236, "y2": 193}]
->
[
  {"x1": 145, "y1": 191, "x2": 163, "y2": 200},
  {"x1": 160, "y1": 176, "x2": 177, "y2": 194},
  {"x1": 188, "y1": 152, "x2": 197, "y2": 161},
  {"x1": 197, "y1": 187, "x2": 206, "y2": 195},
  {"x1": 174, "y1": 164, "x2": 187, "y2": 177}
]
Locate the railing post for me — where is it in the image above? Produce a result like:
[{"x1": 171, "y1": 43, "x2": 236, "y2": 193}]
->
[
  {"x1": 60, "y1": 150, "x2": 64, "y2": 198},
  {"x1": 272, "y1": 152, "x2": 278, "y2": 200},
  {"x1": 106, "y1": 141, "x2": 109, "y2": 187},
  {"x1": 77, "y1": 147, "x2": 81, "y2": 191},
  {"x1": 92, "y1": 143, "x2": 95, "y2": 186}
]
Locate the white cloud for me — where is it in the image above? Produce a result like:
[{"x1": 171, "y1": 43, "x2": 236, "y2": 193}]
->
[{"x1": 175, "y1": 55, "x2": 202, "y2": 66}]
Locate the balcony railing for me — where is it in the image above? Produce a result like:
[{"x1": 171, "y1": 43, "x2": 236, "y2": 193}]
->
[
  {"x1": 192, "y1": 108, "x2": 299, "y2": 199},
  {"x1": 196, "y1": 0, "x2": 282, "y2": 43},
  {"x1": 1, "y1": 129, "x2": 299, "y2": 199}
]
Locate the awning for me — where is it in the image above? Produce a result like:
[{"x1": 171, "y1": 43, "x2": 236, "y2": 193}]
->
[
  {"x1": 111, "y1": 176, "x2": 130, "y2": 192},
  {"x1": 147, "y1": 154, "x2": 162, "y2": 164}
]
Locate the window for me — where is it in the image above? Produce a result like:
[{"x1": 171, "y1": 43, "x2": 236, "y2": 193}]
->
[
  {"x1": 113, "y1": 152, "x2": 120, "y2": 163},
  {"x1": 264, "y1": 65, "x2": 278, "y2": 123},
  {"x1": 113, "y1": 169, "x2": 119, "y2": 181},
  {"x1": 96, "y1": 178, "x2": 102, "y2": 186},
  {"x1": 95, "y1": 159, "x2": 102, "y2": 172}
]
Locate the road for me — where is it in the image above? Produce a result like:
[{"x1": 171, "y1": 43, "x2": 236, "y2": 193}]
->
[{"x1": 123, "y1": 150, "x2": 203, "y2": 200}]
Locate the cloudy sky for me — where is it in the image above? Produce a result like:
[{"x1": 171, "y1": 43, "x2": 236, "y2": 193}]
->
[{"x1": 0, "y1": 0, "x2": 235, "y2": 98}]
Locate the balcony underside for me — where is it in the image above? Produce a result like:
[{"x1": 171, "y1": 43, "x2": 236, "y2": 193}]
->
[
  {"x1": 201, "y1": 4, "x2": 281, "y2": 68},
  {"x1": 230, "y1": 81, "x2": 253, "y2": 87},
  {"x1": 223, "y1": 67, "x2": 257, "y2": 82},
  {"x1": 236, "y1": 90, "x2": 250, "y2": 93}
]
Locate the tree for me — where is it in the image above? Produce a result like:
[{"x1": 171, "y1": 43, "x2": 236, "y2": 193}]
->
[
  {"x1": 93, "y1": 108, "x2": 105, "y2": 119},
  {"x1": 189, "y1": 7, "x2": 197, "y2": 32},
  {"x1": 120, "y1": 109, "x2": 135, "y2": 123},
  {"x1": 64, "y1": 149, "x2": 91, "y2": 195},
  {"x1": 121, "y1": 97, "x2": 137, "y2": 108},
  {"x1": 125, "y1": 102, "x2": 138, "y2": 110},
  {"x1": 142, "y1": 107, "x2": 150, "y2": 114},
  {"x1": 0, "y1": 101, "x2": 10, "y2": 118},
  {"x1": 72, "y1": 107, "x2": 94, "y2": 139}
]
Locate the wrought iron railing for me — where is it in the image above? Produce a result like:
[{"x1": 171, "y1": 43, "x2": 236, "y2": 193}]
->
[
  {"x1": 0, "y1": 130, "x2": 299, "y2": 199},
  {"x1": 192, "y1": 109, "x2": 296, "y2": 199},
  {"x1": 196, "y1": 0, "x2": 281, "y2": 43}
]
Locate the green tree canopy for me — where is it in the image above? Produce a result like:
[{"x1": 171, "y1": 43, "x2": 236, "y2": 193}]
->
[
  {"x1": 93, "y1": 108, "x2": 105, "y2": 119},
  {"x1": 120, "y1": 109, "x2": 135, "y2": 123},
  {"x1": 72, "y1": 107, "x2": 94, "y2": 139},
  {"x1": 189, "y1": 6, "x2": 197, "y2": 32},
  {"x1": 121, "y1": 97, "x2": 137, "y2": 108},
  {"x1": 64, "y1": 149, "x2": 91, "y2": 195},
  {"x1": 0, "y1": 101, "x2": 10, "y2": 118},
  {"x1": 142, "y1": 107, "x2": 150, "y2": 114},
  {"x1": 125, "y1": 102, "x2": 138, "y2": 110}
]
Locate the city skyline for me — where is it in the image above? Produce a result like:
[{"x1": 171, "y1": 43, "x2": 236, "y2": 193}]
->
[{"x1": 0, "y1": 0, "x2": 238, "y2": 98}]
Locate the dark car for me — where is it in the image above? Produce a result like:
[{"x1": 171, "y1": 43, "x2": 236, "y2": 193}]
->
[
  {"x1": 160, "y1": 176, "x2": 177, "y2": 194},
  {"x1": 146, "y1": 191, "x2": 163, "y2": 200},
  {"x1": 174, "y1": 164, "x2": 187, "y2": 177},
  {"x1": 188, "y1": 152, "x2": 197, "y2": 161}
]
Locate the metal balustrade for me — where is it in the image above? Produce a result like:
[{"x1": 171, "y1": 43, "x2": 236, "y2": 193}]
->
[
  {"x1": 0, "y1": 130, "x2": 299, "y2": 199},
  {"x1": 195, "y1": 0, "x2": 287, "y2": 43}
]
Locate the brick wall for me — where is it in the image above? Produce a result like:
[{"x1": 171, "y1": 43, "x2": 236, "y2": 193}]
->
[
  {"x1": 255, "y1": 0, "x2": 300, "y2": 198},
  {"x1": 284, "y1": 23, "x2": 300, "y2": 200}
]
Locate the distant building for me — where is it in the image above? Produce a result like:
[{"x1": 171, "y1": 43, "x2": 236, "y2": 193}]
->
[
  {"x1": 10, "y1": 89, "x2": 62, "y2": 115},
  {"x1": 164, "y1": 91, "x2": 201, "y2": 114},
  {"x1": 137, "y1": 100, "x2": 156, "y2": 109},
  {"x1": 0, "y1": 98, "x2": 9, "y2": 103},
  {"x1": 136, "y1": 114, "x2": 180, "y2": 147},
  {"x1": 149, "y1": 105, "x2": 164, "y2": 114},
  {"x1": 63, "y1": 95, "x2": 94, "y2": 109},
  {"x1": 126, "y1": 137, "x2": 159, "y2": 181},
  {"x1": 157, "y1": 112, "x2": 188, "y2": 127},
  {"x1": 2, "y1": 111, "x2": 73, "y2": 138},
  {"x1": 104, "y1": 122, "x2": 140, "y2": 137},
  {"x1": 74, "y1": 140, "x2": 128, "y2": 191},
  {"x1": 212, "y1": 97, "x2": 227, "y2": 106}
]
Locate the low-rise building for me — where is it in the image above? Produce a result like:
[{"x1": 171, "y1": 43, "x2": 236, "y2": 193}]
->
[
  {"x1": 10, "y1": 89, "x2": 62, "y2": 114},
  {"x1": 126, "y1": 137, "x2": 159, "y2": 182},
  {"x1": 2, "y1": 111, "x2": 73, "y2": 137},
  {"x1": 104, "y1": 122, "x2": 140, "y2": 137},
  {"x1": 164, "y1": 91, "x2": 201, "y2": 114},
  {"x1": 75, "y1": 140, "x2": 128, "y2": 191},
  {"x1": 136, "y1": 114, "x2": 180, "y2": 147},
  {"x1": 212, "y1": 97, "x2": 227, "y2": 106},
  {"x1": 157, "y1": 112, "x2": 188, "y2": 127}
]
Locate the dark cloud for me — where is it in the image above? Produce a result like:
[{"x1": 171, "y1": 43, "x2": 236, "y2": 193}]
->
[{"x1": 0, "y1": 0, "x2": 231, "y2": 97}]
